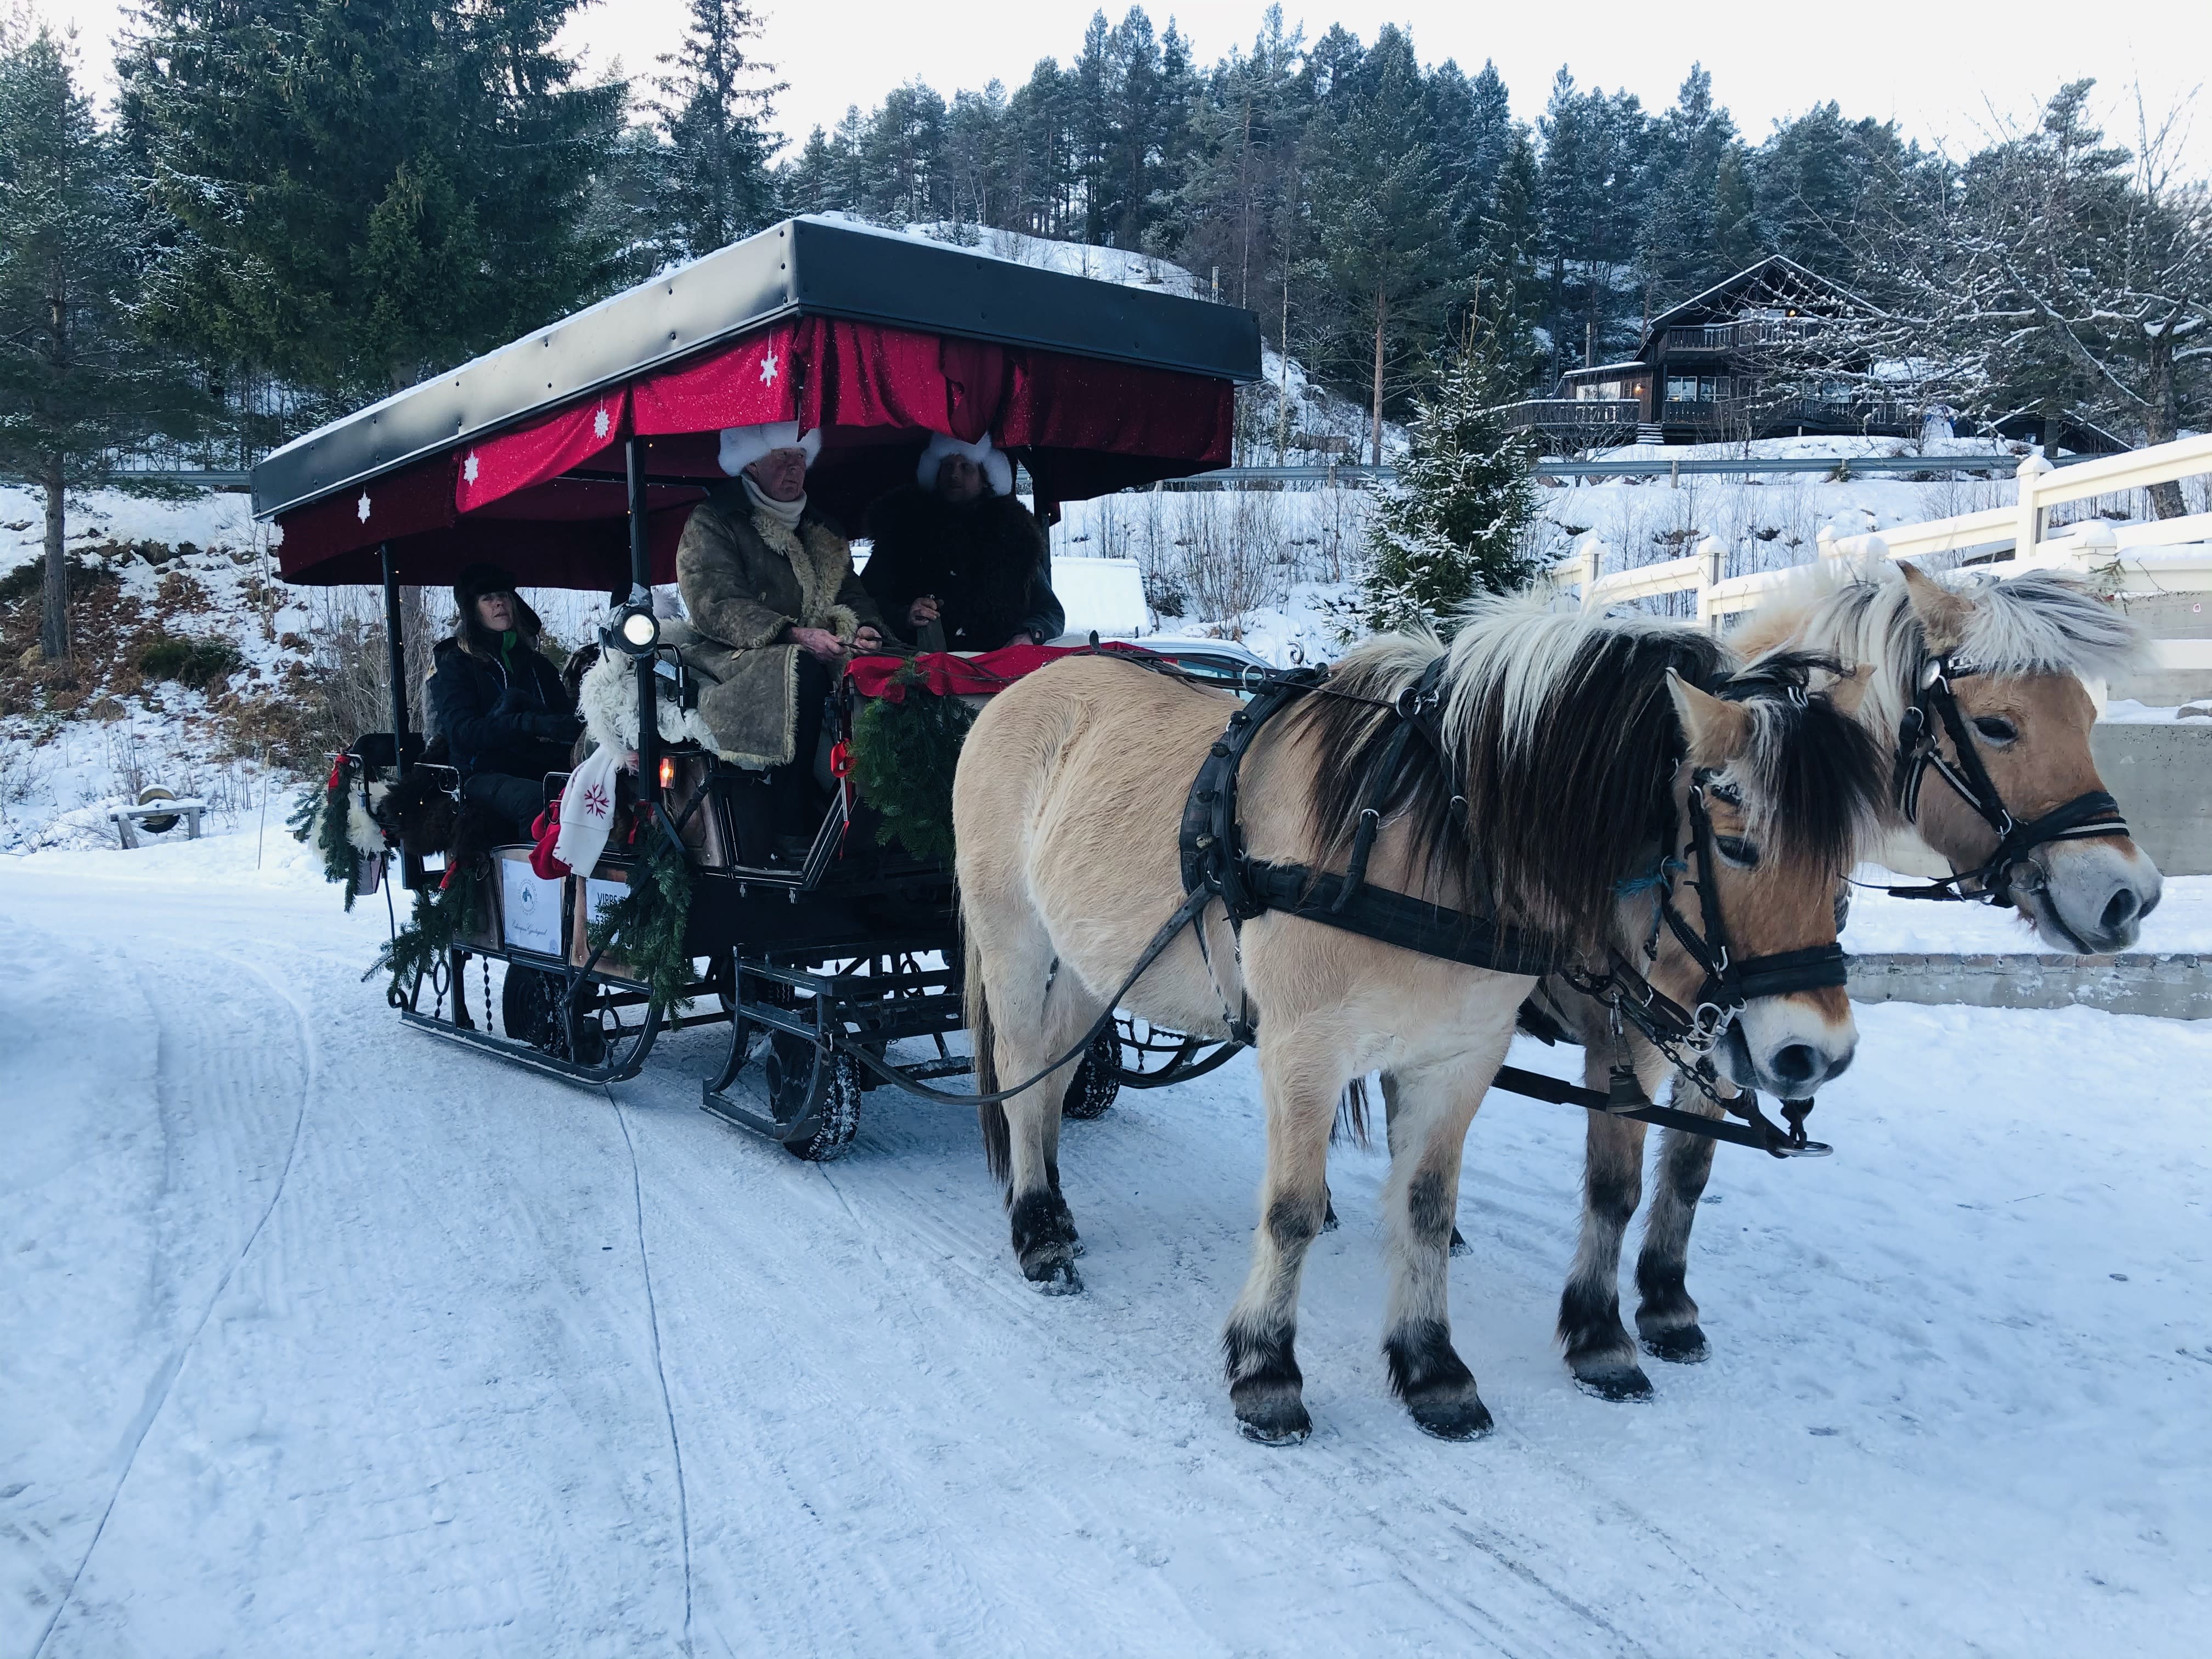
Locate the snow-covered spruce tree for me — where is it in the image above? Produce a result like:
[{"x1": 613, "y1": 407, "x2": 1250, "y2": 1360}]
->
[
  {"x1": 1350, "y1": 330, "x2": 1541, "y2": 639},
  {"x1": 655, "y1": 0, "x2": 785, "y2": 258}
]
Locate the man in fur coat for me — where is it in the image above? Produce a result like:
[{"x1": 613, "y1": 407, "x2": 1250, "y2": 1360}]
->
[
  {"x1": 676, "y1": 421, "x2": 887, "y2": 845},
  {"x1": 862, "y1": 433, "x2": 1064, "y2": 653}
]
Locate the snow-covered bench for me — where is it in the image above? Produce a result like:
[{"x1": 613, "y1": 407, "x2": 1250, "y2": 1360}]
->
[{"x1": 108, "y1": 797, "x2": 205, "y2": 849}]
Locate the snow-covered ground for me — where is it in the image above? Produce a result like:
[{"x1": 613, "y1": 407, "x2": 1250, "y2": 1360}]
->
[{"x1": 5, "y1": 827, "x2": 2209, "y2": 1655}]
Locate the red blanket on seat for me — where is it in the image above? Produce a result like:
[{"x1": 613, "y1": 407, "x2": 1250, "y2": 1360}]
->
[{"x1": 844, "y1": 641, "x2": 1155, "y2": 702}]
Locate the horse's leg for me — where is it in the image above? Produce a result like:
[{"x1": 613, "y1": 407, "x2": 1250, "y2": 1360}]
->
[
  {"x1": 974, "y1": 910, "x2": 1093, "y2": 1293},
  {"x1": 1634, "y1": 1114, "x2": 1723, "y2": 1362},
  {"x1": 1378, "y1": 1049, "x2": 1504, "y2": 1440},
  {"x1": 1223, "y1": 1048, "x2": 1341, "y2": 1444},
  {"x1": 1556, "y1": 1032, "x2": 1675, "y2": 1401},
  {"x1": 1381, "y1": 1071, "x2": 1469, "y2": 1256}
]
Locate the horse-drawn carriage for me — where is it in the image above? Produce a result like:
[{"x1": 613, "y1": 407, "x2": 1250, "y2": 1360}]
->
[{"x1": 255, "y1": 216, "x2": 1266, "y2": 1156}]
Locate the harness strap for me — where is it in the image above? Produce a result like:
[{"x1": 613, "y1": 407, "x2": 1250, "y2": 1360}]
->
[{"x1": 1245, "y1": 861, "x2": 1558, "y2": 977}]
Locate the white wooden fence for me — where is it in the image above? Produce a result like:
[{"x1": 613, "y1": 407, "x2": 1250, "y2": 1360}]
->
[{"x1": 1551, "y1": 434, "x2": 2212, "y2": 679}]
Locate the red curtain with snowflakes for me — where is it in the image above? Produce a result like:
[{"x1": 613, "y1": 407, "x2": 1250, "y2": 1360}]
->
[{"x1": 276, "y1": 318, "x2": 1235, "y2": 586}]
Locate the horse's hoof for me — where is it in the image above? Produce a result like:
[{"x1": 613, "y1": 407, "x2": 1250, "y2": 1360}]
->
[
  {"x1": 1641, "y1": 1324, "x2": 1707, "y2": 1363},
  {"x1": 1235, "y1": 1404, "x2": 1312, "y2": 1446},
  {"x1": 1448, "y1": 1227, "x2": 1470, "y2": 1257},
  {"x1": 1572, "y1": 1364, "x2": 1654, "y2": 1402},
  {"x1": 1022, "y1": 1254, "x2": 1084, "y2": 1295},
  {"x1": 1409, "y1": 1396, "x2": 1494, "y2": 1441}
]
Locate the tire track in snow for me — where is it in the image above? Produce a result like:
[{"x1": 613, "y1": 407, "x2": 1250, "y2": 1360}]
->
[
  {"x1": 607, "y1": 1087, "x2": 693, "y2": 1657},
  {"x1": 29, "y1": 953, "x2": 318, "y2": 1659}
]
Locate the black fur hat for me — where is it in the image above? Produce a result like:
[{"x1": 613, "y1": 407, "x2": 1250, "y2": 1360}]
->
[{"x1": 454, "y1": 562, "x2": 521, "y2": 613}]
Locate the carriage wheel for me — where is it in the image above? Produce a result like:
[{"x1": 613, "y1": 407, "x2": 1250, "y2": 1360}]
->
[
  {"x1": 762, "y1": 1029, "x2": 864, "y2": 1161},
  {"x1": 501, "y1": 964, "x2": 607, "y2": 1065},
  {"x1": 1060, "y1": 1025, "x2": 1121, "y2": 1120}
]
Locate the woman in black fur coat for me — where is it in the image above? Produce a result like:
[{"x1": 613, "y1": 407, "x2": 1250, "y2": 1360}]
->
[{"x1": 862, "y1": 433, "x2": 1065, "y2": 652}]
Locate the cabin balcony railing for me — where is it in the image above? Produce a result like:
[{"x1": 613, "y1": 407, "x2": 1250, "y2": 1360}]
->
[
  {"x1": 1663, "y1": 319, "x2": 1822, "y2": 354},
  {"x1": 1493, "y1": 398, "x2": 1641, "y2": 432}
]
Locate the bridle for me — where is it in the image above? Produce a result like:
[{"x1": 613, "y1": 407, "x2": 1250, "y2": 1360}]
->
[{"x1": 1881, "y1": 652, "x2": 2128, "y2": 906}]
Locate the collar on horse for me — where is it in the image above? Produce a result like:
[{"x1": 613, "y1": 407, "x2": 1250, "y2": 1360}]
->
[{"x1": 1880, "y1": 652, "x2": 2126, "y2": 906}]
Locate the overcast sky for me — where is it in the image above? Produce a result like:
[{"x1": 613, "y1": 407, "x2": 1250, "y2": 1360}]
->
[{"x1": 32, "y1": 0, "x2": 2211, "y2": 174}]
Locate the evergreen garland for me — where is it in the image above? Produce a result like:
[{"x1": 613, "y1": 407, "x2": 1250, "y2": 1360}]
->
[
  {"x1": 848, "y1": 664, "x2": 976, "y2": 864},
  {"x1": 585, "y1": 830, "x2": 695, "y2": 1013},
  {"x1": 385, "y1": 857, "x2": 488, "y2": 1000},
  {"x1": 289, "y1": 758, "x2": 371, "y2": 910},
  {"x1": 1347, "y1": 324, "x2": 1543, "y2": 640}
]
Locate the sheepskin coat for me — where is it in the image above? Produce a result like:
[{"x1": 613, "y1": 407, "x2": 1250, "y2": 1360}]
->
[
  {"x1": 861, "y1": 487, "x2": 1064, "y2": 651},
  {"x1": 675, "y1": 484, "x2": 887, "y2": 768}
]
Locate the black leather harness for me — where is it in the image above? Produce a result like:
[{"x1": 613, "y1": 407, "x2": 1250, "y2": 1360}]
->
[
  {"x1": 1172, "y1": 659, "x2": 1846, "y2": 1156},
  {"x1": 1880, "y1": 652, "x2": 2128, "y2": 906}
]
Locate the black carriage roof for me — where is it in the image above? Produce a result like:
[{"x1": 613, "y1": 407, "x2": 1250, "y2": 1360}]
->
[{"x1": 251, "y1": 217, "x2": 1262, "y2": 521}]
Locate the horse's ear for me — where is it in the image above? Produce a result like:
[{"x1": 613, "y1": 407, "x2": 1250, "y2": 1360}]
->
[
  {"x1": 1822, "y1": 662, "x2": 1875, "y2": 720},
  {"x1": 1899, "y1": 562, "x2": 1972, "y2": 654},
  {"x1": 1666, "y1": 669, "x2": 1751, "y2": 767}
]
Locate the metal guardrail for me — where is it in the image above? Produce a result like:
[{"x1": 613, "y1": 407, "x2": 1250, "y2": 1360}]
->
[{"x1": 1171, "y1": 452, "x2": 2092, "y2": 487}]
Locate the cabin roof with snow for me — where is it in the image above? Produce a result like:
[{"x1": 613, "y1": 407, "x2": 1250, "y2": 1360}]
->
[{"x1": 1638, "y1": 255, "x2": 1881, "y2": 352}]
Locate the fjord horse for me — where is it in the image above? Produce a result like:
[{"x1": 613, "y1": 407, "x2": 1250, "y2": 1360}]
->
[
  {"x1": 954, "y1": 599, "x2": 1884, "y2": 1442},
  {"x1": 1542, "y1": 560, "x2": 2163, "y2": 1401}
]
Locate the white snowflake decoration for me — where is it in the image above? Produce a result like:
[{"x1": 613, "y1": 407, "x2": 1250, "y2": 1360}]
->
[
  {"x1": 594, "y1": 405, "x2": 611, "y2": 439},
  {"x1": 357, "y1": 492, "x2": 372, "y2": 523},
  {"x1": 462, "y1": 452, "x2": 479, "y2": 485},
  {"x1": 759, "y1": 351, "x2": 779, "y2": 386}
]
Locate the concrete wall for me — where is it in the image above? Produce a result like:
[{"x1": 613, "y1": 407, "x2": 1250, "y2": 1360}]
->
[
  {"x1": 2091, "y1": 720, "x2": 2212, "y2": 876},
  {"x1": 1850, "y1": 952, "x2": 2210, "y2": 1019},
  {"x1": 2110, "y1": 592, "x2": 2212, "y2": 707}
]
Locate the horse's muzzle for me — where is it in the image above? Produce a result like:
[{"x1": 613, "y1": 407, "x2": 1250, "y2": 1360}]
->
[
  {"x1": 2022, "y1": 837, "x2": 2163, "y2": 955},
  {"x1": 1718, "y1": 995, "x2": 1857, "y2": 1097}
]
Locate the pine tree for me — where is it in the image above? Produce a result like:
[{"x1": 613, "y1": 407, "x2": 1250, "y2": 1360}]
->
[
  {"x1": 657, "y1": 0, "x2": 783, "y2": 257},
  {"x1": 1352, "y1": 327, "x2": 1541, "y2": 637},
  {"x1": 120, "y1": 0, "x2": 623, "y2": 402},
  {"x1": 0, "y1": 21, "x2": 202, "y2": 677}
]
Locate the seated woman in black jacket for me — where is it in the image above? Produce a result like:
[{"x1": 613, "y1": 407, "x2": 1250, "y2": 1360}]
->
[
  {"x1": 427, "y1": 563, "x2": 583, "y2": 839},
  {"x1": 862, "y1": 433, "x2": 1064, "y2": 652}
]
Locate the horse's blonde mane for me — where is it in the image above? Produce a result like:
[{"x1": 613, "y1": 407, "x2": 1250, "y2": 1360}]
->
[{"x1": 1751, "y1": 559, "x2": 2146, "y2": 741}]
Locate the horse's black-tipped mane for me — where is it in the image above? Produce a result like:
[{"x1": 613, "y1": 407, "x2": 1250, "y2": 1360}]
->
[{"x1": 1295, "y1": 600, "x2": 1881, "y2": 955}]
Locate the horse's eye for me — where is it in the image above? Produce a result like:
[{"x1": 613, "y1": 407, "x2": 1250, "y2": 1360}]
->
[
  {"x1": 1972, "y1": 716, "x2": 2018, "y2": 745},
  {"x1": 1713, "y1": 835, "x2": 1759, "y2": 868}
]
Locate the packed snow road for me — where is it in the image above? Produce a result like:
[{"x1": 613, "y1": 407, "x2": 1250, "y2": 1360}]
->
[{"x1": 4, "y1": 834, "x2": 2208, "y2": 1657}]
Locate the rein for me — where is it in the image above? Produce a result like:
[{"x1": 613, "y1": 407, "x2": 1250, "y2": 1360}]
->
[{"x1": 1877, "y1": 653, "x2": 2128, "y2": 906}]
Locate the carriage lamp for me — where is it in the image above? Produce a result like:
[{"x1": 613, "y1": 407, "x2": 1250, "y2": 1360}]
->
[
  {"x1": 617, "y1": 605, "x2": 660, "y2": 652},
  {"x1": 658, "y1": 755, "x2": 676, "y2": 791}
]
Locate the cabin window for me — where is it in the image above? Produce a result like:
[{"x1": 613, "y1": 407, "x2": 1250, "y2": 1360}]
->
[{"x1": 1666, "y1": 374, "x2": 1726, "y2": 404}]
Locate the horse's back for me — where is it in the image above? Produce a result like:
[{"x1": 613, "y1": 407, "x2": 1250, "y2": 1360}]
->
[{"x1": 955, "y1": 655, "x2": 1238, "y2": 998}]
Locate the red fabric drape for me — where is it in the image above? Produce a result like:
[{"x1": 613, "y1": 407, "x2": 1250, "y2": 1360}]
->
[
  {"x1": 454, "y1": 391, "x2": 629, "y2": 515},
  {"x1": 630, "y1": 323, "x2": 798, "y2": 436},
  {"x1": 844, "y1": 641, "x2": 1155, "y2": 701},
  {"x1": 275, "y1": 452, "x2": 458, "y2": 580},
  {"x1": 797, "y1": 319, "x2": 1001, "y2": 443}
]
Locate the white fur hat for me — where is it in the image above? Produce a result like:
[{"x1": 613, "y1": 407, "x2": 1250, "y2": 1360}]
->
[
  {"x1": 718, "y1": 421, "x2": 822, "y2": 477},
  {"x1": 917, "y1": 430, "x2": 1012, "y2": 497}
]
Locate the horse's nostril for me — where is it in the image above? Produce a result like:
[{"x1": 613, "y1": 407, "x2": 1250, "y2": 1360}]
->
[
  {"x1": 1769, "y1": 1043, "x2": 1820, "y2": 1086},
  {"x1": 2101, "y1": 888, "x2": 2140, "y2": 936}
]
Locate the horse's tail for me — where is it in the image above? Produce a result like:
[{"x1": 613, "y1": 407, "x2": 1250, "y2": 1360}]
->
[{"x1": 965, "y1": 915, "x2": 1011, "y2": 1188}]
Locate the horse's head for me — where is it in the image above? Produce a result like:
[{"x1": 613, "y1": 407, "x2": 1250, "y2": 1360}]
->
[
  {"x1": 1891, "y1": 564, "x2": 2162, "y2": 952},
  {"x1": 1651, "y1": 663, "x2": 1884, "y2": 1097}
]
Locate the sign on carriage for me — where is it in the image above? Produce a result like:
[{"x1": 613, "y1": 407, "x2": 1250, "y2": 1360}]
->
[{"x1": 499, "y1": 859, "x2": 565, "y2": 957}]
